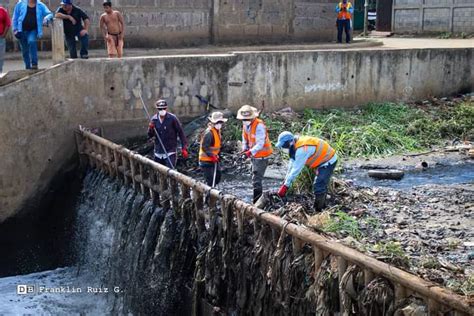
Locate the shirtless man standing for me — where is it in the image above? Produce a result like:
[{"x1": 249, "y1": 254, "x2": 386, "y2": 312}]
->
[{"x1": 99, "y1": 0, "x2": 124, "y2": 58}]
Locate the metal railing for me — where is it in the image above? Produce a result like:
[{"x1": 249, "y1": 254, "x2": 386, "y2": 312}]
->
[{"x1": 75, "y1": 127, "x2": 473, "y2": 315}]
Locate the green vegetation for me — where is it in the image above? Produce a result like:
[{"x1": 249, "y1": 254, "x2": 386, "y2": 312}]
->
[
  {"x1": 446, "y1": 275, "x2": 474, "y2": 297},
  {"x1": 225, "y1": 101, "x2": 473, "y2": 160},
  {"x1": 363, "y1": 216, "x2": 381, "y2": 231},
  {"x1": 420, "y1": 256, "x2": 441, "y2": 269},
  {"x1": 371, "y1": 241, "x2": 410, "y2": 268},
  {"x1": 221, "y1": 117, "x2": 243, "y2": 142},
  {"x1": 437, "y1": 32, "x2": 470, "y2": 39},
  {"x1": 298, "y1": 101, "x2": 473, "y2": 159},
  {"x1": 322, "y1": 211, "x2": 362, "y2": 240}
]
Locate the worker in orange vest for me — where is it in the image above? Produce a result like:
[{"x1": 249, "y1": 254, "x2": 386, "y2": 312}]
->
[
  {"x1": 199, "y1": 111, "x2": 227, "y2": 187},
  {"x1": 275, "y1": 131, "x2": 337, "y2": 213},
  {"x1": 336, "y1": 0, "x2": 354, "y2": 44},
  {"x1": 237, "y1": 105, "x2": 273, "y2": 203}
]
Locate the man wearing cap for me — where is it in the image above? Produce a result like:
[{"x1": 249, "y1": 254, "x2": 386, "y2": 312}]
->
[
  {"x1": 275, "y1": 131, "x2": 337, "y2": 213},
  {"x1": 236, "y1": 105, "x2": 273, "y2": 203},
  {"x1": 99, "y1": 0, "x2": 124, "y2": 58},
  {"x1": 147, "y1": 99, "x2": 188, "y2": 169},
  {"x1": 55, "y1": 0, "x2": 90, "y2": 59},
  {"x1": 12, "y1": 0, "x2": 53, "y2": 69},
  {"x1": 199, "y1": 112, "x2": 227, "y2": 187}
]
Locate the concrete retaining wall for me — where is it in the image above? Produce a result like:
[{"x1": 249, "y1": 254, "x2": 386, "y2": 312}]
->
[
  {"x1": 0, "y1": 47, "x2": 473, "y2": 222},
  {"x1": 393, "y1": 0, "x2": 474, "y2": 34},
  {"x1": 0, "y1": 0, "x2": 337, "y2": 50}
]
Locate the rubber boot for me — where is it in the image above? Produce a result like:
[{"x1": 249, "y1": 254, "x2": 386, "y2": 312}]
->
[
  {"x1": 253, "y1": 188, "x2": 263, "y2": 204},
  {"x1": 313, "y1": 193, "x2": 327, "y2": 213}
]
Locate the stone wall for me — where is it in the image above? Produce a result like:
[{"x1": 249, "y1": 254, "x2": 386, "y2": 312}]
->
[
  {"x1": 1, "y1": 0, "x2": 212, "y2": 50},
  {"x1": 0, "y1": 0, "x2": 337, "y2": 50},
  {"x1": 393, "y1": 0, "x2": 474, "y2": 34},
  {"x1": 0, "y1": 47, "x2": 472, "y2": 222},
  {"x1": 213, "y1": 0, "x2": 336, "y2": 44}
]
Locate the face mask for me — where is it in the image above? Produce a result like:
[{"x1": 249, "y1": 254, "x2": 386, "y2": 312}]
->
[
  {"x1": 214, "y1": 123, "x2": 222, "y2": 130},
  {"x1": 158, "y1": 110, "x2": 166, "y2": 116},
  {"x1": 243, "y1": 121, "x2": 252, "y2": 127}
]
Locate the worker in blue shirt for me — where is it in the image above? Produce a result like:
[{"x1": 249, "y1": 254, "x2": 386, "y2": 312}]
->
[
  {"x1": 12, "y1": 0, "x2": 53, "y2": 69},
  {"x1": 275, "y1": 131, "x2": 338, "y2": 213}
]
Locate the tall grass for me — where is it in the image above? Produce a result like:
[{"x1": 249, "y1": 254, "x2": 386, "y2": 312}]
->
[
  {"x1": 265, "y1": 101, "x2": 473, "y2": 159},
  {"x1": 222, "y1": 101, "x2": 473, "y2": 166}
]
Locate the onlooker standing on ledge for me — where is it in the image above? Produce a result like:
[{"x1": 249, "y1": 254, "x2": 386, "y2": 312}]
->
[
  {"x1": 99, "y1": 0, "x2": 125, "y2": 58},
  {"x1": 12, "y1": 0, "x2": 53, "y2": 69},
  {"x1": 0, "y1": 4, "x2": 11, "y2": 73},
  {"x1": 55, "y1": 0, "x2": 90, "y2": 59},
  {"x1": 335, "y1": 0, "x2": 353, "y2": 44}
]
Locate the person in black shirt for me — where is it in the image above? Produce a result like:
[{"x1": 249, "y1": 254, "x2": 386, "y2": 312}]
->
[
  {"x1": 147, "y1": 99, "x2": 188, "y2": 169},
  {"x1": 55, "y1": 0, "x2": 89, "y2": 59}
]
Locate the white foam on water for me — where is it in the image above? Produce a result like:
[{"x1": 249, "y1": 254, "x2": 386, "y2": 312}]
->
[{"x1": 0, "y1": 267, "x2": 114, "y2": 315}]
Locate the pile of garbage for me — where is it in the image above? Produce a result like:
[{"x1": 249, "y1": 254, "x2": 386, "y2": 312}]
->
[{"x1": 255, "y1": 176, "x2": 473, "y2": 297}]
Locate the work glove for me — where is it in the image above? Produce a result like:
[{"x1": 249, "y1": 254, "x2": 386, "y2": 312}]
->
[
  {"x1": 277, "y1": 185, "x2": 288, "y2": 198},
  {"x1": 149, "y1": 122, "x2": 155, "y2": 130},
  {"x1": 210, "y1": 155, "x2": 219, "y2": 163},
  {"x1": 181, "y1": 148, "x2": 189, "y2": 159}
]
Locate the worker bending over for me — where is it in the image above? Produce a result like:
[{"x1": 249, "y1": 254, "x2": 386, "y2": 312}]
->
[{"x1": 275, "y1": 131, "x2": 337, "y2": 213}]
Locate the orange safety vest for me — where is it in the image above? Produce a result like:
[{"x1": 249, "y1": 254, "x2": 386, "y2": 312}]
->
[
  {"x1": 199, "y1": 127, "x2": 221, "y2": 162},
  {"x1": 337, "y1": 2, "x2": 352, "y2": 20},
  {"x1": 295, "y1": 136, "x2": 336, "y2": 169},
  {"x1": 242, "y1": 118, "x2": 273, "y2": 158}
]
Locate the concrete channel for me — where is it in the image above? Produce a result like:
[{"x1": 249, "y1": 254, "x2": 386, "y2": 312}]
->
[
  {"x1": 0, "y1": 46, "x2": 473, "y2": 224},
  {"x1": 0, "y1": 43, "x2": 473, "y2": 314},
  {"x1": 73, "y1": 128, "x2": 472, "y2": 315}
]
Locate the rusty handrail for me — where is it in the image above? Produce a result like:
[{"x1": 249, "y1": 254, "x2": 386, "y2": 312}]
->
[{"x1": 76, "y1": 128, "x2": 473, "y2": 315}]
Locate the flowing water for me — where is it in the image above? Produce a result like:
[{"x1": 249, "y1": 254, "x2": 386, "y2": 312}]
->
[
  {"x1": 0, "y1": 170, "x2": 195, "y2": 315},
  {"x1": 0, "y1": 163, "x2": 280, "y2": 314},
  {"x1": 343, "y1": 163, "x2": 474, "y2": 189}
]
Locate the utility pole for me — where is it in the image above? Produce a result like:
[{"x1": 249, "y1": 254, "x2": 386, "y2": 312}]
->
[{"x1": 363, "y1": 0, "x2": 369, "y2": 36}]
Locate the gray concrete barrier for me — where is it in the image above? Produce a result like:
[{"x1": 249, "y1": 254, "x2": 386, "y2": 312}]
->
[{"x1": 0, "y1": 47, "x2": 473, "y2": 222}]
